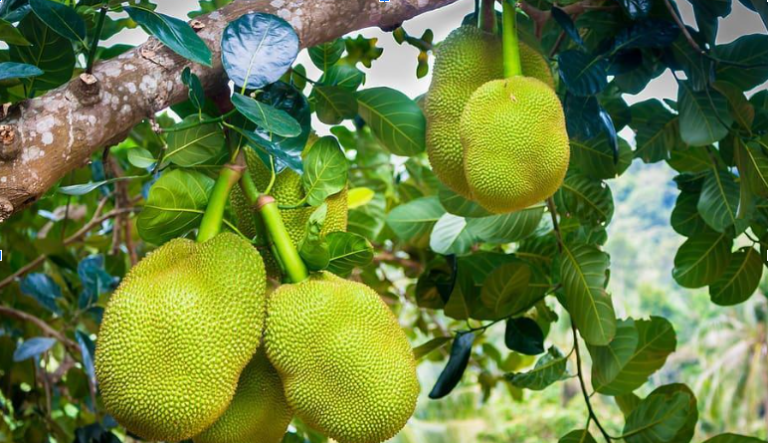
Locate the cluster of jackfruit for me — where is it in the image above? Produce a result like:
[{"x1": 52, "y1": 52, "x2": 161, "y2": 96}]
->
[
  {"x1": 425, "y1": 25, "x2": 570, "y2": 213},
  {"x1": 95, "y1": 241, "x2": 418, "y2": 443},
  {"x1": 230, "y1": 135, "x2": 348, "y2": 279}
]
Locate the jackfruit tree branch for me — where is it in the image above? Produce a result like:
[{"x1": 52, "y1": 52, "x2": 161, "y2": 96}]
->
[
  {"x1": 502, "y1": 0, "x2": 522, "y2": 77},
  {"x1": 0, "y1": 0, "x2": 460, "y2": 222},
  {"x1": 197, "y1": 163, "x2": 244, "y2": 243},
  {"x1": 257, "y1": 194, "x2": 309, "y2": 283}
]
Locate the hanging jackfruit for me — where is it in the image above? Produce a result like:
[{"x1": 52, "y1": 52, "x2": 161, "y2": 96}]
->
[
  {"x1": 425, "y1": 25, "x2": 554, "y2": 198},
  {"x1": 193, "y1": 348, "x2": 293, "y2": 443},
  {"x1": 460, "y1": 76, "x2": 569, "y2": 213},
  {"x1": 95, "y1": 233, "x2": 267, "y2": 442},
  {"x1": 265, "y1": 272, "x2": 419, "y2": 443}
]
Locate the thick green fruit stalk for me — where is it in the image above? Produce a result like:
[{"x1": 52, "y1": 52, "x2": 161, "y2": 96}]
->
[
  {"x1": 460, "y1": 76, "x2": 569, "y2": 213},
  {"x1": 95, "y1": 232, "x2": 267, "y2": 442},
  {"x1": 193, "y1": 348, "x2": 293, "y2": 443},
  {"x1": 425, "y1": 25, "x2": 554, "y2": 199},
  {"x1": 265, "y1": 272, "x2": 419, "y2": 443}
]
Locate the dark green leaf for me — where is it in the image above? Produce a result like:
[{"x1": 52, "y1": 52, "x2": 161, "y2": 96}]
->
[
  {"x1": 616, "y1": 0, "x2": 652, "y2": 19},
  {"x1": 481, "y1": 262, "x2": 534, "y2": 318},
  {"x1": 736, "y1": 140, "x2": 768, "y2": 198},
  {"x1": 13, "y1": 337, "x2": 56, "y2": 362},
  {"x1": 20, "y1": 273, "x2": 62, "y2": 314},
  {"x1": 137, "y1": 169, "x2": 214, "y2": 244},
  {"x1": 697, "y1": 168, "x2": 742, "y2": 233},
  {"x1": 557, "y1": 242, "x2": 616, "y2": 346},
  {"x1": 623, "y1": 384, "x2": 698, "y2": 443},
  {"x1": 551, "y1": 7, "x2": 585, "y2": 48},
  {"x1": 631, "y1": 99, "x2": 678, "y2": 163},
  {"x1": 557, "y1": 174, "x2": 614, "y2": 227},
  {"x1": 308, "y1": 39, "x2": 344, "y2": 71},
  {"x1": 438, "y1": 186, "x2": 493, "y2": 218},
  {"x1": 703, "y1": 434, "x2": 767, "y2": 443},
  {"x1": 9, "y1": 15, "x2": 74, "y2": 92},
  {"x1": 301, "y1": 136, "x2": 348, "y2": 206},
  {"x1": 165, "y1": 118, "x2": 226, "y2": 167},
  {"x1": 231, "y1": 93, "x2": 302, "y2": 137},
  {"x1": 506, "y1": 346, "x2": 568, "y2": 390},
  {"x1": 672, "y1": 231, "x2": 732, "y2": 288},
  {"x1": 671, "y1": 191, "x2": 709, "y2": 237},
  {"x1": 221, "y1": 12, "x2": 298, "y2": 89},
  {"x1": 312, "y1": 85, "x2": 358, "y2": 125},
  {"x1": 558, "y1": 50, "x2": 608, "y2": 96},
  {"x1": 559, "y1": 429, "x2": 597, "y2": 443},
  {"x1": 714, "y1": 81, "x2": 754, "y2": 130},
  {"x1": 125, "y1": 6, "x2": 211, "y2": 66},
  {"x1": 428, "y1": 332, "x2": 474, "y2": 399},
  {"x1": 0, "y1": 61, "x2": 41, "y2": 81},
  {"x1": 356, "y1": 87, "x2": 426, "y2": 156},
  {"x1": 321, "y1": 64, "x2": 365, "y2": 91},
  {"x1": 715, "y1": 34, "x2": 768, "y2": 91},
  {"x1": 326, "y1": 232, "x2": 373, "y2": 277},
  {"x1": 678, "y1": 82, "x2": 733, "y2": 147},
  {"x1": 30, "y1": 0, "x2": 85, "y2": 43},
  {"x1": 0, "y1": 17, "x2": 29, "y2": 45},
  {"x1": 181, "y1": 67, "x2": 205, "y2": 111},
  {"x1": 505, "y1": 317, "x2": 544, "y2": 356},
  {"x1": 570, "y1": 135, "x2": 632, "y2": 179},
  {"x1": 467, "y1": 205, "x2": 545, "y2": 244},
  {"x1": 709, "y1": 247, "x2": 763, "y2": 306}
]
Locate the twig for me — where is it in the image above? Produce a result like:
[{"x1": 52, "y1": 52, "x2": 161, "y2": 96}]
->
[
  {"x1": 546, "y1": 197, "x2": 563, "y2": 252},
  {"x1": 571, "y1": 323, "x2": 613, "y2": 442},
  {"x1": 662, "y1": 0, "x2": 705, "y2": 54},
  {"x1": 0, "y1": 307, "x2": 79, "y2": 352}
]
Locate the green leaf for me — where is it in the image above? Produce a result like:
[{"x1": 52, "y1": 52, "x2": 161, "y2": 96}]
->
[
  {"x1": 125, "y1": 6, "x2": 212, "y2": 66},
  {"x1": 709, "y1": 247, "x2": 763, "y2": 306},
  {"x1": 137, "y1": 169, "x2": 214, "y2": 244},
  {"x1": 58, "y1": 175, "x2": 144, "y2": 195},
  {"x1": 429, "y1": 213, "x2": 474, "y2": 255},
  {"x1": 505, "y1": 317, "x2": 545, "y2": 355},
  {"x1": 667, "y1": 145, "x2": 711, "y2": 173},
  {"x1": 589, "y1": 317, "x2": 676, "y2": 396},
  {"x1": 559, "y1": 429, "x2": 597, "y2": 443},
  {"x1": 312, "y1": 85, "x2": 358, "y2": 125},
  {"x1": 221, "y1": 12, "x2": 299, "y2": 89},
  {"x1": 714, "y1": 34, "x2": 768, "y2": 91},
  {"x1": 557, "y1": 174, "x2": 614, "y2": 227},
  {"x1": 413, "y1": 337, "x2": 451, "y2": 360},
  {"x1": 0, "y1": 18, "x2": 30, "y2": 46},
  {"x1": 356, "y1": 87, "x2": 426, "y2": 156},
  {"x1": 438, "y1": 186, "x2": 493, "y2": 218},
  {"x1": 231, "y1": 93, "x2": 302, "y2": 137},
  {"x1": 631, "y1": 100, "x2": 678, "y2": 163},
  {"x1": 623, "y1": 384, "x2": 697, "y2": 443},
  {"x1": 672, "y1": 231, "x2": 732, "y2": 288},
  {"x1": 181, "y1": 67, "x2": 205, "y2": 111},
  {"x1": 165, "y1": 118, "x2": 226, "y2": 167},
  {"x1": 671, "y1": 192, "x2": 709, "y2": 237},
  {"x1": 301, "y1": 136, "x2": 348, "y2": 206},
  {"x1": 697, "y1": 168, "x2": 743, "y2": 233},
  {"x1": 308, "y1": 39, "x2": 344, "y2": 71},
  {"x1": 386, "y1": 196, "x2": 445, "y2": 245},
  {"x1": 736, "y1": 140, "x2": 768, "y2": 198},
  {"x1": 678, "y1": 82, "x2": 733, "y2": 147},
  {"x1": 29, "y1": 0, "x2": 85, "y2": 44},
  {"x1": 703, "y1": 434, "x2": 768, "y2": 443},
  {"x1": 9, "y1": 15, "x2": 74, "y2": 92},
  {"x1": 127, "y1": 147, "x2": 156, "y2": 169},
  {"x1": 0, "y1": 61, "x2": 42, "y2": 81},
  {"x1": 481, "y1": 262, "x2": 534, "y2": 318},
  {"x1": 557, "y1": 242, "x2": 616, "y2": 346},
  {"x1": 616, "y1": 393, "x2": 642, "y2": 417},
  {"x1": 570, "y1": 136, "x2": 632, "y2": 180},
  {"x1": 714, "y1": 81, "x2": 755, "y2": 130},
  {"x1": 506, "y1": 346, "x2": 568, "y2": 391},
  {"x1": 467, "y1": 205, "x2": 545, "y2": 244},
  {"x1": 325, "y1": 232, "x2": 373, "y2": 277},
  {"x1": 321, "y1": 65, "x2": 365, "y2": 91}
]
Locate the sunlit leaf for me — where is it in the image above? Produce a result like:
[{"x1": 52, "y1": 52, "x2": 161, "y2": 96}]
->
[
  {"x1": 356, "y1": 87, "x2": 426, "y2": 156},
  {"x1": 506, "y1": 346, "x2": 567, "y2": 390},
  {"x1": 709, "y1": 247, "x2": 763, "y2": 306},
  {"x1": 125, "y1": 6, "x2": 211, "y2": 66}
]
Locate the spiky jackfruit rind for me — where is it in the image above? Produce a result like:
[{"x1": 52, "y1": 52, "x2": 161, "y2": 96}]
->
[
  {"x1": 265, "y1": 272, "x2": 419, "y2": 443},
  {"x1": 461, "y1": 77, "x2": 570, "y2": 214},
  {"x1": 95, "y1": 233, "x2": 267, "y2": 442},
  {"x1": 425, "y1": 26, "x2": 554, "y2": 198},
  {"x1": 193, "y1": 349, "x2": 293, "y2": 443}
]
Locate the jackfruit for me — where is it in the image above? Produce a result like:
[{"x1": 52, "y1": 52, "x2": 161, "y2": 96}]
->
[
  {"x1": 194, "y1": 348, "x2": 292, "y2": 443},
  {"x1": 460, "y1": 76, "x2": 569, "y2": 213},
  {"x1": 425, "y1": 25, "x2": 554, "y2": 198},
  {"x1": 265, "y1": 272, "x2": 419, "y2": 443},
  {"x1": 231, "y1": 139, "x2": 348, "y2": 278},
  {"x1": 95, "y1": 233, "x2": 267, "y2": 442}
]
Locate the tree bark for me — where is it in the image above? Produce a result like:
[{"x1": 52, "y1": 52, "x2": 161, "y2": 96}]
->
[{"x1": 0, "y1": 0, "x2": 459, "y2": 221}]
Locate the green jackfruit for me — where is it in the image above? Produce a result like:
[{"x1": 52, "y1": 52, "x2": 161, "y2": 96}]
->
[
  {"x1": 425, "y1": 25, "x2": 553, "y2": 198},
  {"x1": 265, "y1": 272, "x2": 419, "y2": 443},
  {"x1": 95, "y1": 233, "x2": 267, "y2": 442},
  {"x1": 460, "y1": 76, "x2": 569, "y2": 213},
  {"x1": 194, "y1": 349, "x2": 292, "y2": 443}
]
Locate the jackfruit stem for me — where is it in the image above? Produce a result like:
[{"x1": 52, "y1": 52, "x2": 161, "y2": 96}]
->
[
  {"x1": 502, "y1": 0, "x2": 523, "y2": 78},
  {"x1": 478, "y1": 0, "x2": 497, "y2": 33},
  {"x1": 257, "y1": 195, "x2": 310, "y2": 283},
  {"x1": 197, "y1": 163, "x2": 245, "y2": 243}
]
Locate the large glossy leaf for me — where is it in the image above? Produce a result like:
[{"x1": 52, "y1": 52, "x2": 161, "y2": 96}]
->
[
  {"x1": 714, "y1": 34, "x2": 768, "y2": 91},
  {"x1": 623, "y1": 384, "x2": 697, "y2": 443},
  {"x1": 557, "y1": 174, "x2": 614, "y2": 227},
  {"x1": 671, "y1": 192, "x2": 709, "y2": 237},
  {"x1": 505, "y1": 317, "x2": 545, "y2": 356},
  {"x1": 325, "y1": 232, "x2": 373, "y2": 277},
  {"x1": 678, "y1": 82, "x2": 733, "y2": 147},
  {"x1": 697, "y1": 168, "x2": 741, "y2": 233},
  {"x1": 690, "y1": 0, "x2": 731, "y2": 44},
  {"x1": 506, "y1": 346, "x2": 568, "y2": 390},
  {"x1": 9, "y1": 15, "x2": 74, "y2": 92},
  {"x1": 29, "y1": 0, "x2": 85, "y2": 44},
  {"x1": 428, "y1": 332, "x2": 474, "y2": 399},
  {"x1": 589, "y1": 317, "x2": 676, "y2": 396},
  {"x1": 714, "y1": 81, "x2": 754, "y2": 130},
  {"x1": 558, "y1": 50, "x2": 608, "y2": 97},
  {"x1": 467, "y1": 205, "x2": 545, "y2": 244},
  {"x1": 438, "y1": 186, "x2": 492, "y2": 218},
  {"x1": 356, "y1": 87, "x2": 426, "y2": 156},
  {"x1": 570, "y1": 136, "x2": 631, "y2": 179},
  {"x1": 429, "y1": 213, "x2": 473, "y2": 255},
  {"x1": 631, "y1": 99, "x2": 679, "y2": 163},
  {"x1": 672, "y1": 231, "x2": 732, "y2": 288},
  {"x1": 386, "y1": 196, "x2": 445, "y2": 245},
  {"x1": 165, "y1": 118, "x2": 226, "y2": 167},
  {"x1": 0, "y1": 17, "x2": 29, "y2": 45},
  {"x1": 137, "y1": 169, "x2": 214, "y2": 244},
  {"x1": 221, "y1": 12, "x2": 298, "y2": 89},
  {"x1": 480, "y1": 262, "x2": 533, "y2": 318},
  {"x1": 557, "y1": 242, "x2": 616, "y2": 346},
  {"x1": 0, "y1": 61, "x2": 42, "y2": 81},
  {"x1": 320, "y1": 64, "x2": 365, "y2": 91},
  {"x1": 308, "y1": 39, "x2": 344, "y2": 71},
  {"x1": 125, "y1": 6, "x2": 211, "y2": 66},
  {"x1": 709, "y1": 247, "x2": 763, "y2": 306},
  {"x1": 301, "y1": 136, "x2": 348, "y2": 206},
  {"x1": 312, "y1": 85, "x2": 358, "y2": 125},
  {"x1": 231, "y1": 93, "x2": 301, "y2": 137},
  {"x1": 736, "y1": 140, "x2": 768, "y2": 198}
]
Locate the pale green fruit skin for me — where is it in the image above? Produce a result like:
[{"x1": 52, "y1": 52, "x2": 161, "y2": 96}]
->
[
  {"x1": 461, "y1": 77, "x2": 570, "y2": 214},
  {"x1": 193, "y1": 348, "x2": 293, "y2": 443},
  {"x1": 95, "y1": 233, "x2": 267, "y2": 442},
  {"x1": 425, "y1": 26, "x2": 554, "y2": 198},
  {"x1": 265, "y1": 272, "x2": 419, "y2": 443}
]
